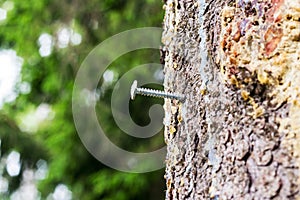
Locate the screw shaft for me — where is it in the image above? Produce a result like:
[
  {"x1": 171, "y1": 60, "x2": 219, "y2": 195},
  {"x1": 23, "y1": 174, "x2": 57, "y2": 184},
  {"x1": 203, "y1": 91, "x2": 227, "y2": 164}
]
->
[{"x1": 136, "y1": 87, "x2": 184, "y2": 101}]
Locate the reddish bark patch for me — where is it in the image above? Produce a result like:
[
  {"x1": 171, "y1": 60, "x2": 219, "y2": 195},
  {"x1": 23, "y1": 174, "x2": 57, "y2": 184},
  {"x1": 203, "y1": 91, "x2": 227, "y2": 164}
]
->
[
  {"x1": 264, "y1": 25, "x2": 283, "y2": 55},
  {"x1": 266, "y1": 0, "x2": 285, "y2": 22}
]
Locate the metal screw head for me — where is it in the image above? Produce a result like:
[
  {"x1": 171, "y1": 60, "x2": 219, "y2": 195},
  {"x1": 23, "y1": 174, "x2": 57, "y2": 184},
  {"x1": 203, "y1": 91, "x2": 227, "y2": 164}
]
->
[{"x1": 130, "y1": 80, "x2": 138, "y2": 100}]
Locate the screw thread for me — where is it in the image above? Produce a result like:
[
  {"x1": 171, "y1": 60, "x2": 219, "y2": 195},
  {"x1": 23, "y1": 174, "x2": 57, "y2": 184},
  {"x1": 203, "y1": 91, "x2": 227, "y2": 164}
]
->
[{"x1": 136, "y1": 87, "x2": 184, "y2": 101}]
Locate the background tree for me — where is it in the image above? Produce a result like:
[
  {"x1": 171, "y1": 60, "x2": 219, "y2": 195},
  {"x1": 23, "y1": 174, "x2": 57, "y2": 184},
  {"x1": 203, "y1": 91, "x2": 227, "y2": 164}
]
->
[
  {"x1": 0, "y1": 0, "x2": 166, "y2": 199},
  {"x1": 162, "y1": 0, "x2": 300, "y2": 199}
]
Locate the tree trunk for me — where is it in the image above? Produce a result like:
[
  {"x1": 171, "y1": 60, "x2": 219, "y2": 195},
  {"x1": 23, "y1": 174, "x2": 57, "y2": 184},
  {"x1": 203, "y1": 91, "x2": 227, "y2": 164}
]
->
[{"x1": 162, "y1": 0, "x2": 300, "y2": 199}]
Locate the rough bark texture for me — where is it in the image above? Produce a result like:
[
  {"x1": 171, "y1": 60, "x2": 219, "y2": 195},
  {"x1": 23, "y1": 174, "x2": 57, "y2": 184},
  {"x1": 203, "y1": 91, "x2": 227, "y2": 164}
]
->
[{"x1": 162, "y1": 0, "x2": 300, "y2": 199}]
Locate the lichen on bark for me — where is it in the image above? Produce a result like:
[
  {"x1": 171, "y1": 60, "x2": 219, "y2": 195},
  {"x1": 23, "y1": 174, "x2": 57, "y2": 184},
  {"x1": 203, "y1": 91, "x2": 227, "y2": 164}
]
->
[{"x1": 162, "y1": 0, "x2": 300, "y2": 199}]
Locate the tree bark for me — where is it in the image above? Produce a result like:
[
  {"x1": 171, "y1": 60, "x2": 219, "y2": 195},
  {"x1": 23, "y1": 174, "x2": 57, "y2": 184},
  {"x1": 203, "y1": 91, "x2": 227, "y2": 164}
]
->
[{"x1": 162, "y1": 0, "x2": 300, "y2": 199}]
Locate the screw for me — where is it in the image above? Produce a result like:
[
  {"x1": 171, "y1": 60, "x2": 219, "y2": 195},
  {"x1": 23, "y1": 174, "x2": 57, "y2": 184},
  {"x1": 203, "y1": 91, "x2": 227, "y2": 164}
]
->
[{"x1": 130, "y1": 80, "x2": 185, "y2": 102}]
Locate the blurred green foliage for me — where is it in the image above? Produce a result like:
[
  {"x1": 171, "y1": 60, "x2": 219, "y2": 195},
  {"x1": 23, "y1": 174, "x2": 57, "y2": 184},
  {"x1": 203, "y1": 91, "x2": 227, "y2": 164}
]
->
[{"x1": 0, "y1": 0, "x2": 165, "y2": 199}]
